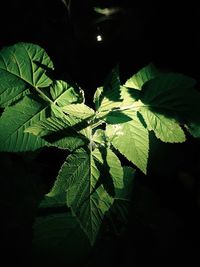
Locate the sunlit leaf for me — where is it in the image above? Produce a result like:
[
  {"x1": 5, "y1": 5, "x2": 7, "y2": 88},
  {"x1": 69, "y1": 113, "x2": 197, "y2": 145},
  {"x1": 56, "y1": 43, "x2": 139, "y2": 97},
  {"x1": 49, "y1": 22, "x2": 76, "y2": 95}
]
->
[
  {"x1": 62, "y1": 103, "x2": 95, "y2": 119},
  {"x1": 50, "y1": 80, "x2": 81, "y2": 107},
  {"x1": 25, "y1": 116, "x2": 85, "y2": 151},
  {"x1": 106, "y1": 112, "x2": 149, "y2": 174},
  {"x1": 139, "y1": 107, "x2": 186, "y2": 143},
  {"x1": 0, "y1": 96, "x2": 47, "y2": 152},
  {"x1": 124, "y1": 63, "x2": 159, "y2": 90},
  {"x1": 140, "y1": 73, "x2": 197, "y2": 116},
  {"x1": 0, "y1": 42, "x2": 54, "y2": 107},
  {"x1": 47, "y1": 148, "x2": 114, "y2": 244},
  {"x1": 95, "y1": 65, "x2": 122, "y2": 111},
  {"x1": 93, "y1": 147, "x2": 124, "y2": 190}
]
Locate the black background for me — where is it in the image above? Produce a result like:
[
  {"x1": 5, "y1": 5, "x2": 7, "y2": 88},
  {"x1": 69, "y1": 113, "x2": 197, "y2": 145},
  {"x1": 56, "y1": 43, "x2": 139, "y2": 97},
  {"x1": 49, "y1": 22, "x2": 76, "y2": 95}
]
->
[
  {"x1": 1, "y1": 1, "x2": 200, "y2": 266},
  {"x1": 1, "y1": 1, "x2": 200, "y2": 89}
]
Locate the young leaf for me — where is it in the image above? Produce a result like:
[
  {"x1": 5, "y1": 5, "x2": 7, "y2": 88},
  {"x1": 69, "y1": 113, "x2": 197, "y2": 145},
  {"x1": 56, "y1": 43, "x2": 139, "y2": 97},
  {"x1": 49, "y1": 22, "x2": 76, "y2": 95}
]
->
[
  {"x1": 139, "y1": 107, "x2": 186, "y2": 143},
  {"x1": 48, "y1": 148, "x2": 113, "y2": 244},
  {"x1": 0, "y1": 96, "x2": 47, "y2": 152},
  {"x1": 0, "y1": 42, "x2": 54, "y2": 107},
  {"x1": 123, "y1": 63, "x2": 159, "y2": 90},
  {"x1": 93, "y1": 87, "x2": 103, "y2": 110},
  {"x1": 95, "y1": 65, "x2": 122, "y2": 111},
  {"x1": 106, "y1": 112, "x2": 149, "y2": 174},
  {"x1": 95, "y1": 65, "x2": 156, "y2": 113},
  {"x1": 104, "y1": 65, "x2": 121, "y2": 100}
]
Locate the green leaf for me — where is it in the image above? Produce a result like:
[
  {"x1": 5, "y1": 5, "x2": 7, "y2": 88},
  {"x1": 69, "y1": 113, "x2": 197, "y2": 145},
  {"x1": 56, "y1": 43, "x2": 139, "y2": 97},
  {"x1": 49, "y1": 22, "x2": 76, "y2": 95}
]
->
[
  {"x1": 120, "y1": 85, "x2": 140, "y2": 105},
  {"x1": 139, "y1": 107, "x2": 186, "y2": 143},
  {"x1": 25, "y1": 116, "x2": 67, "y2": 137},
  {"x1": 104, "y1": 65, "x2": 121, "y2": 100},
  {"x1": 0, "y1": 42, "x2": 54, "y2": 107},
  {"x1": 105, "y1": 148, "x2": 124, "y2": 189},
  {"x1": 50, "y1": 80, "x2": 81, "y2": 107},
  {"x1": 0, "y1": 96, "x2": 47, "y2": 152},
  {"x1": 92, "y1": 129, "x2": 107, "y2": 146},
  {"x1": 93, "y1": 87, "x2": 103, "y2": 110},
  {"x1": 25, "y1": 116, "x2": 85, "y2": 151},
  {"x1": 93, "y1": 147, "x2": 124, "y2": 190},
  {"x1": 134, "y1": 71, "x2": 200, "y2": 142},
  {"x1": 69, "y1": 185, "x2": 113, "y2": 245},
  {"x1": 47, "y1": 149, "x2": 88, "y2": 197},
  {"x1": 48, "y1": 148, "x2": 113, "y2": 244},
  {"x1": 140, "y1": 73, "x2": 197, "y2": 117},
  {"x1": 50, "y1": 80, "x2": 85, "y2": 119},
  {"x1": 94, "y1": 65, "x2": 156, "y2": 113},
  {"x1": 50, "y1": 104, "x2": 65, "y2": 118},
  {"x1": 106, "y1": 112, "x2": 149, "y2": 174},
  {"x1": 39, "y1": 194, "x2": 66, "y2": 208},
  {"x1": 105, "y1": 110, "x2": 132, "y2": 124},
  {"x1": 95, "y1": 65, "x2": 122, "y2": 111},
  {"x1": 124, "y1": 63, "x2": 159, "y2": 90},
  {"x1": 49, "y1": 80, "x2": 83, "y2": 119},
  {"x1": 62, "y1": 103, "x2": 95, "y2": 119},
  {"x1": 0, "y1": 70, "x2": 29, "y2": 107}
]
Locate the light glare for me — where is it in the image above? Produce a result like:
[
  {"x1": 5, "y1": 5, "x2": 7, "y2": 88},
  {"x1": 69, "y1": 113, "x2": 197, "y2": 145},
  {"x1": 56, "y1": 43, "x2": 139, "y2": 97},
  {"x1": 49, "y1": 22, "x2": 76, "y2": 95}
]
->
[{"x1": 97, "y1": 35, "x2": 103, "y2": 42}]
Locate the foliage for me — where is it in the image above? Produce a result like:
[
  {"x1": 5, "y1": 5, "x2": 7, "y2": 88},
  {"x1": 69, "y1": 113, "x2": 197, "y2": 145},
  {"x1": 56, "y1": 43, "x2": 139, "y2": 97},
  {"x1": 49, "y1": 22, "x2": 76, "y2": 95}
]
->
[{"x1": 0, "y1": 42, "x2": 200, "y2": 245}]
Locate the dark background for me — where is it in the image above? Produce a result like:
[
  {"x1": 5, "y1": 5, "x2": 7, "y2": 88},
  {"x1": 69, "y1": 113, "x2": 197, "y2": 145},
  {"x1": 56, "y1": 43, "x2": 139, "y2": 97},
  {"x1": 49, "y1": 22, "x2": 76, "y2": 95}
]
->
[
  {"x1": 1, "y1": 1, "x2": 200, "y2": 266},
  {"x1": 1, "y1": 1, "x2": 200, "y2": 89}
]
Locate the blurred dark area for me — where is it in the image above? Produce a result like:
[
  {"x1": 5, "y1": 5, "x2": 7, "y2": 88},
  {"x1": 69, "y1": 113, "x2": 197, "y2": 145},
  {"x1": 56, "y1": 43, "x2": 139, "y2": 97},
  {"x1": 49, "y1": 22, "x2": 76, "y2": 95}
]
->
[
  {"x1": 1, "y1": 1, "x2": 199, "y2": 90},
  {"x1": 1, "y1": 0, "x2": 200, "y2": 266}
]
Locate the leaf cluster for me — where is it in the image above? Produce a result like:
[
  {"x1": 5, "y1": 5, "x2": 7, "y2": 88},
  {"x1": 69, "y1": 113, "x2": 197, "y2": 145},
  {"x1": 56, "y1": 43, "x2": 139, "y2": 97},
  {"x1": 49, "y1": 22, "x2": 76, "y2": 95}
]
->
[{"x1": 1, "y1": 43, "x2": 200, "y2": 244}]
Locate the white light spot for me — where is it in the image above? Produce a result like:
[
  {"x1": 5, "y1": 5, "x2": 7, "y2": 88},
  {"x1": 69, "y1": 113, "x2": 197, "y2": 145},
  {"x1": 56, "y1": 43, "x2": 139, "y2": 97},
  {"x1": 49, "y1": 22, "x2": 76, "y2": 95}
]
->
[{"x1": 96, "y1": 34, "x2": 103, "y2": 42}]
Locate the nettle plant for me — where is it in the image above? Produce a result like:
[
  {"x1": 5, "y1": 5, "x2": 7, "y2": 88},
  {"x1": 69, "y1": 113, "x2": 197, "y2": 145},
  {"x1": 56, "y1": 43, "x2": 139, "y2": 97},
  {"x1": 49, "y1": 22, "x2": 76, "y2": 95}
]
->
[{"x1": 0, "y1": 43, "x2": 200, "y2": 245}]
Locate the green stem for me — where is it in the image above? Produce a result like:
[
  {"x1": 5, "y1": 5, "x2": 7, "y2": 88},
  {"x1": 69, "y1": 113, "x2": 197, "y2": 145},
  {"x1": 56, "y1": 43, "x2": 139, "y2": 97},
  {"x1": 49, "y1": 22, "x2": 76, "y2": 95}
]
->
[
  {"x1": 117, "y1": 102, "x2": 145, "y2": 111},
  {"x1": 91, "y1": 119, "x2": 105, "y2": 130}
]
